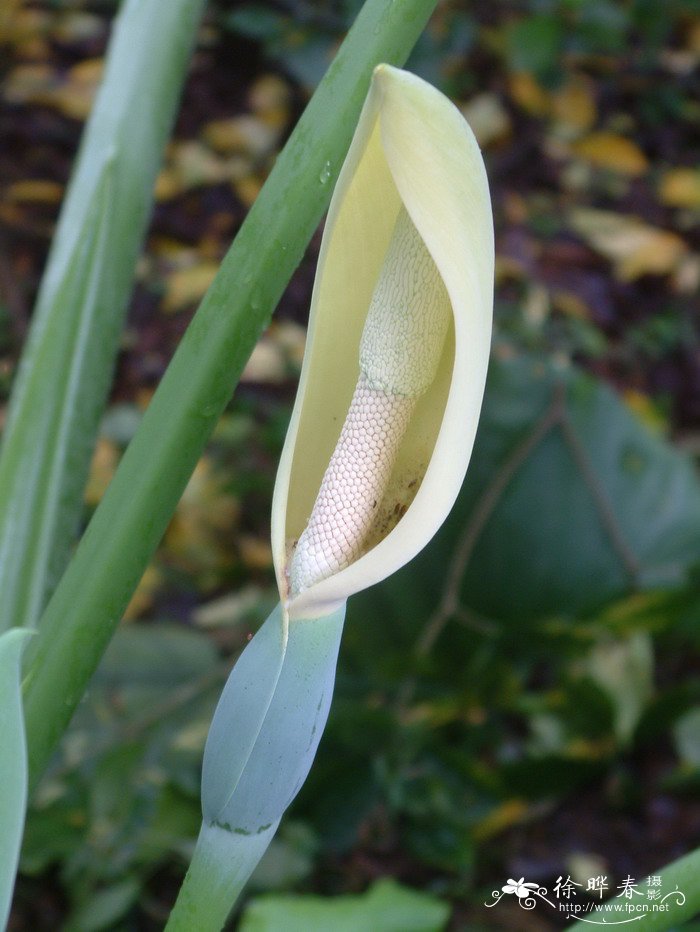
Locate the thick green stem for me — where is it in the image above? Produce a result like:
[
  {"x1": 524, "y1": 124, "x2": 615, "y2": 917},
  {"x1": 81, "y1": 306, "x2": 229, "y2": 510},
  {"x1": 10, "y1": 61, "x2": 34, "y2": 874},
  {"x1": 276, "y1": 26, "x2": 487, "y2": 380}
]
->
[
  {"x1": 23, "y1": 0, "x2": 438, "y2": 789},
  {"x1": 590, "y1": 849, "x2": 700, "y2": 929},
  {"x1": 0, "y1": 0, "x2": 207, "y2": 632},
  {"x1": 165, "y1": 821, "x2": 278, "y2": 932}
]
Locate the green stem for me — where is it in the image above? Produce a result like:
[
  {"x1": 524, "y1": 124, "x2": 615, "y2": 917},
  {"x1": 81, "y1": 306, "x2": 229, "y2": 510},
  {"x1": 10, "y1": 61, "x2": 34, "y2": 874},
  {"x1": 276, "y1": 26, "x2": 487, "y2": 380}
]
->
[
  {"x1": 590, "y1": 849, "x2": 700, "y2": 929},
  {"x1": 165, "y1": 821, "x2": 279, "y2": 932},
  {"x1": 23, "y1": 0, "x2": 438, "y2": 789},
  {"x1": 0, "y1": 0, "x2": 207, "y2": 632}
]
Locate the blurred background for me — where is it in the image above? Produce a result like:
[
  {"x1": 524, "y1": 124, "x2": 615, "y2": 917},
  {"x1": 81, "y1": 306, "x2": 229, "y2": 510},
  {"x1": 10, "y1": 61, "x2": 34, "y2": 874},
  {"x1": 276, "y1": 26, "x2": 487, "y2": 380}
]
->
[{"x1": 2, "y1": 0, "x2": 700, "y2": 929}]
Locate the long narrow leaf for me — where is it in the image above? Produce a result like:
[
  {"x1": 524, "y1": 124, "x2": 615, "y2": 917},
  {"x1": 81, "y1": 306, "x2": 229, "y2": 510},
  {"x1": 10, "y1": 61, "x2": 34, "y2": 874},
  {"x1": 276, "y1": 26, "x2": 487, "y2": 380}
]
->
[
  {"x1": 592, "y1": 848, "x2": 700, "y2": 928},
  {"x1": 23, "y1": 0, "x2": 438, "y2": 789},
  {"x1": 0, "y1": 0, "x2": 207, "y2": 632},
  {"x1": 0, "y1": 629, "x2": 32, "y2": 928}
]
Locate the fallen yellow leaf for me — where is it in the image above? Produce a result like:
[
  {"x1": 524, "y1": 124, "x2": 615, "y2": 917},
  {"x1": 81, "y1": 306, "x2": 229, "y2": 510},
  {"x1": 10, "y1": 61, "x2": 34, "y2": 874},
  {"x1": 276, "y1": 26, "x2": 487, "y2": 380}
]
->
[
  {"x1": 572, "y1": 132, "x2": 648, "y2": 176},
  {"x1": 473, "y1": 799, "x2": 529, "y2": 841},
  {"x1": 687, "y1": 17, "x2": 700, "y2": 53},
  {"x1": 240, "y1": 338, "x2": 287, "y2": 384},
  {"x1": 153, "y1": 168, "x2": 182, "y2": 201},
  {"x1": 551, "y1": 76, "x2": 597, "y2": 134},
  {"x1": 552, "y1": 290, "x2": 591, "y2": 320},
  {"x1": 508, "y1": 71, "x2": 550, "y2": 117},
  {"x1": 3, "y1": 179, "x2": 63, "y2": 204},
  {"x1": 460, "y1": 93, "x2": 511, "y2": 147},
  {"x1": 0, "y1": 8, "x2": 51, "y2": 50},
  {"x1": 238, "y1": 535, "x2": 273, "y2": 570},
  {"x1": 124, "y1": 565, "x2": 163, "y2": 620},
  {"x1": 155, "y1": 140, "x2": 249, "y2": 200},
  {"x1": 52, "y1": 58, "x2": 104, "y2": 120},
  {"x1": 623, "y1": 390, "x2": 667, "y2": 434},
  {"x1": 84, "y1": 438, "x2": 119, "y2": 506},
  {"x1": 569, "y1": 208, "x2": 688, "y2": 280},
  {"x1": 248, "y1": 73, "x2": 291, "y2": 128},
  {"x1": 233, "y1": 174, "x2": 264, "y2": 208},
  {"x1": 3, "y1": 57, "x2": 104, "y2": 120},
  {"x1": 659, "y1": 168, "x2": 700, "y2": 208},
  {"x1": 53, "y1": 12, "x2": 104, "y2": 45},
  {"x1": 162, "y1": 262, "x2": 219, "y2": 313},
  {"x1": 165, "y1": 459, "x2": 239, "y2": 586},
  {"x1": 203, "y1": 115, "x2": 280, "y2": 158},
  {"x1": 0, "y1": 0, "x2": 24, "y2": 37},
  {"x1": 2, "y1": 63, "x2": 55, "y2": 104},
  {"x1": 508, "y1": 71, "x2": 597, "y2": 138}
]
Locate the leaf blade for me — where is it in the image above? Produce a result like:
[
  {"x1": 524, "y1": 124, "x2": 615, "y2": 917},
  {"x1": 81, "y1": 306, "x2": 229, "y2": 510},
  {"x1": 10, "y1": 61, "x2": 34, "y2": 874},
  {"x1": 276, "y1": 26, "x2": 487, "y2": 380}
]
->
[
  {"x1": 0, "y1": 629, "x2": 32, "y2": 929},
  {"x1": 0, "y1": 0, "x2": 208, "y2": 632}
]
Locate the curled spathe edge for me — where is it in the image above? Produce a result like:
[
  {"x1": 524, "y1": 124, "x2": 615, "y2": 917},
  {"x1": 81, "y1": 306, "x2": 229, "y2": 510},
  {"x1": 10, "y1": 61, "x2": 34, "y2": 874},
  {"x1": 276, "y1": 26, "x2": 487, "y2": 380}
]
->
[{"x1": 272, "y1": 64, "x2": 494, "y2": 622}]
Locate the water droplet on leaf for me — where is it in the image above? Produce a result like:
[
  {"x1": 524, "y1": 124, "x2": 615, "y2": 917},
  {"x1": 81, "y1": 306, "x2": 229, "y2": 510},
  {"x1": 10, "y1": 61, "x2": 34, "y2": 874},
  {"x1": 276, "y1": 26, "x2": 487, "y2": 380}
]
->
[{"x1": 319, "y1": 161, "x2": 332, "y2": 185}]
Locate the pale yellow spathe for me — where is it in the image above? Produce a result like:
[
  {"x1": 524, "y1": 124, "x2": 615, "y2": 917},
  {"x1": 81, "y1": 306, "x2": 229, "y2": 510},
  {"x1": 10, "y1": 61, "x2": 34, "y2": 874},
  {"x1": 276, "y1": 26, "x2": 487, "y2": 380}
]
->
[{"x1": 272, "y1": 64, "x2": 494, "y2": 621}]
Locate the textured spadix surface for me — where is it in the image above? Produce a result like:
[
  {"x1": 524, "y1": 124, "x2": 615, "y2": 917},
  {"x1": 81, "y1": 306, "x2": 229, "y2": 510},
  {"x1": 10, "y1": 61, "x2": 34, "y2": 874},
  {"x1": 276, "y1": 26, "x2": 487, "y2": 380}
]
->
[
  {"x1": 273, "y1": 64, "x2": 494, "y2": 620},
  {"x1": 289, "y1": 206, "x2": 451, "y2": 593}
]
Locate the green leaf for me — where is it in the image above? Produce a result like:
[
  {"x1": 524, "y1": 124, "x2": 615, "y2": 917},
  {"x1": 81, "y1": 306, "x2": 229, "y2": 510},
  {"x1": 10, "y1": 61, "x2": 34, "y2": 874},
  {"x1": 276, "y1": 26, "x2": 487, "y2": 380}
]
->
[
  {"x1": 506, "y1": 15, "x2": 563, "y2": 78},
  {"x1": 249, "y1": 822, "x2": 318, "y2": 891},
  {"x1": 226, "y1": 6, "x2": 287, "y2": 41},
  {"x1": 66, "y1": 877, "x2": 140, "y2": 932},
  {"x1": 673, "y1": 707, "x2": 700, "y2": 767},
  {"x1": 592, "y1": 847, "x2": 700, "y2": 929},
  {"x1": 499, "y1": 755, "x2": 604, "y2": 799},
  {"x1": 582, "y1": 633, "x2": 654, "y2": 743},
  {"x1": 49, "y1": 623, "x2": 220, "y2": 789},
  {"x1": 239, "y1": 878, "x2": 451, "y2": 932},
  {"x1": 21, "y1": 624, "x2": 218, "y2": 883},
  {"x1": 354, "y1": 352, "x2": 700, "y2": 634},
  {"x1": 95, "y1": 624, "x2": 219, "y2": 692},
  {"x1": 0, "y1": 0, "x2": 208, "y2": 632},
  {"x1": 464, "y1": 355, "x2": 700, "y2": 617},
  {"x1": 0, "y1": 629, "x2": 32, "y2": 929}
]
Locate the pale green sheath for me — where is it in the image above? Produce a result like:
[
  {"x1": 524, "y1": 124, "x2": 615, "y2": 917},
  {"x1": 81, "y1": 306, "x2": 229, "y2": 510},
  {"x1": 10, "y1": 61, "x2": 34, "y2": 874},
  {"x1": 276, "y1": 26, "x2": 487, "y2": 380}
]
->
[{"x1": 202, "y1": 603, "x2": 345, "y2": 836}]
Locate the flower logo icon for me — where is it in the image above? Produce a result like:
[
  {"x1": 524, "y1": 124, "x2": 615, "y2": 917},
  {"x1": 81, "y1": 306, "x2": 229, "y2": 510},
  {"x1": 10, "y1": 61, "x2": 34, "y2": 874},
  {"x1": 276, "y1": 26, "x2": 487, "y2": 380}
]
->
[
  {"x1": 503, "y1": 878, "x2": 541, "y2": 899},
  {"x1": 485, "y1": 876, "x2": 556, "y2": 910}
]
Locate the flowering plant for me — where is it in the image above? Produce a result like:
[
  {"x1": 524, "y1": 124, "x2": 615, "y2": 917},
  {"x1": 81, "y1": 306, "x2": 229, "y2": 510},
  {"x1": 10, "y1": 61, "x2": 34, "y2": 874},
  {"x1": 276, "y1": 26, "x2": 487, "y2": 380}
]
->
[{"x1": 167, "y1": 63, "x2": 493, "y2": 930}]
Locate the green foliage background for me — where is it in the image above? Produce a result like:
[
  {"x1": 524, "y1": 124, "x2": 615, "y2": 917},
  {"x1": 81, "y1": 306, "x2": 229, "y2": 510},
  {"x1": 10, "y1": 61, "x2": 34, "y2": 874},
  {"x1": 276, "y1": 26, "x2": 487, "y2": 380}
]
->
[{"x1": 2, "y1": 0, "x2": 700, "y2": 929}]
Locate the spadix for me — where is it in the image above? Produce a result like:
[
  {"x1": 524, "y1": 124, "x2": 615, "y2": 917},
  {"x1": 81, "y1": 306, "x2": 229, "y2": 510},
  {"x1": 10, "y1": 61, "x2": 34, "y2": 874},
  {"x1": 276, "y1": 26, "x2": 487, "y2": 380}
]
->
[{"x1": 289, "y1": 205, "x2": 451, "y2": 594}]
